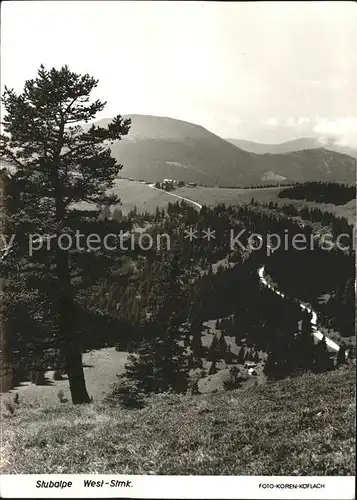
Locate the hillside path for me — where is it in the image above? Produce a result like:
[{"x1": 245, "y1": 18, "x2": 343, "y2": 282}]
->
[
  {"x1": 156, "y1": 184, "x2": 341, "y2": 353},
  {"x1": 258, "y1": 266, "x2": 340, "y2": 351}
]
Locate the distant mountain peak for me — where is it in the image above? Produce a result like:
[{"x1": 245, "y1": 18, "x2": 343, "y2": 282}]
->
[
  {"x1": 94, "y1": 114, "x2": 213, "y2": 141},
  {"x1": 225, "y1": 137, "x2": 357, "y2": 158},
  {"x1": 85, "y1": 115, "x2": 356, "y2": 186}
]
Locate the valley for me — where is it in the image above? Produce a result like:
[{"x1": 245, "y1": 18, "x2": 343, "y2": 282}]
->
[
  {"x1": 1, "y1": 53, "x2": 355, "y2": 481},
  {"x1": 109, "y1": 178, "x2": 356, "y2": 225}
]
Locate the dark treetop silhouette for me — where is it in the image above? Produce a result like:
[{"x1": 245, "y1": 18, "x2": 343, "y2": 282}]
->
[{"x1": 0, "y1": 65, "x2": 130, "y2": 403}]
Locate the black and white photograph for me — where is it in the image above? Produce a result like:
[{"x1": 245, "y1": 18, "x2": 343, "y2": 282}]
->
[{"x1": 0, "y1": 1, "x2": 355, "y2": 498}]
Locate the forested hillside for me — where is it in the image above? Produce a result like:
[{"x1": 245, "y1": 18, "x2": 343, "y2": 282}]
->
[{"x1": 279, "y1": 181, "x2": 356, "y2": 205}]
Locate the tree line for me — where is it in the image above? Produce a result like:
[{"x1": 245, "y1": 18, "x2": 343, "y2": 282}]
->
[{"x1": 279, "y1": 181, "x2": 356, "y2": 205}]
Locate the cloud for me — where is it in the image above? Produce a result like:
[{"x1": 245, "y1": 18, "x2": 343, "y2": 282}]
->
[
  {"x1": 285, "y1": 117, "x2": 297, "y2": 127},
  {"x1": 284, "y1": 116, "x2": 312, "y2": 128},
  {"x1": 297, "y1": 117, "x2": 311, "y2": 126},
  {"x1": 264, "y1": 118, "x2": 279, "y2": 127},
  {"x1": 313, "y1": 116, "x2": 357, "y2": 148}
]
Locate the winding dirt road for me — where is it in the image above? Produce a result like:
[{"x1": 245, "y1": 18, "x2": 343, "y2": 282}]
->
[
  {"x1": 148, "y1": 184, "x2": 203, "y2": 210},
  {"x1": 156, "y1": 185, "x2": 341, "y2": 353},
  {"x1": 258, "y1": 265, "x2": 340, "y2": 351}
]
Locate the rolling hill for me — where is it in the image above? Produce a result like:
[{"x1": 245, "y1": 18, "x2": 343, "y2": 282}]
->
[
  {"x1": 226, "y1": 137, "x2": 357, "y2": 158},
  {"x1": 254, "y1": 148, "x2": 356, "y2": 184},
  {"x1": 96, "y1": 115, "x2": 264, "y2": 187},
  {"x1": 2, "y1": 116, "x2": 356, "y2": 187},
  {"x1": 94, "y1": 115, "x2": 356, "y2": 186}
]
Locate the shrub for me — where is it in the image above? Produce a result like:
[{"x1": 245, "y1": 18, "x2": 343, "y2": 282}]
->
[
  {"x1": 105, "y1": 379, "x2": 144, "y2": 409},
  {"x1": 208, "y1": 361, "x2": 217, "y2": 375},
  {"x1": 57, "y1": 389, "x2": 68, "y2": 403},
  {"x1": 188, "y1": 380, "x2": 200, "y2": 395},
  {"x1": 34, "y1": 370, "x2": 46, "y2": 385},
  {"x1": 223, "y1": 366, "x2": 247, "y2": 391},
  {"x1": 3, "y1": 398, "x2": 15, "y2": 414},
  {"x1": 53, "y1": 370, "x2": 63, "y2": 381}
]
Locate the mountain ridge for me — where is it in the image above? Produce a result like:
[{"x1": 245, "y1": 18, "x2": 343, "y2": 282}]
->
[
  {"x1": 2, "y1": 115, "x2": 355, "y2": 187},
  {"x1": 98, "y1": 114, "x2": 356, "y2": 186},
  {"x1": 225, "y1": 137, "x2": 357, "y2": 158}
]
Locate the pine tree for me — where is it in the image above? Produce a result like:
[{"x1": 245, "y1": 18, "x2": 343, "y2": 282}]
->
[
  {"x1": 124, "y1": 254, "x2": 190, "y2": 394},
  {"x1": 244, "y1": 349, "x2": 252, "y2": 362},
  {"x1": 224, "y1": 344, "x2": 234, "y2": 363},
  {"x1": 124, "y1": 339, "x2": 155, "y2": 392},
  {"x1": 189, "y1": 380, "x2": 200, "y2": 395},
  {"x1": 208, "y1": 360, "x2": 217, "y2": 375},
  {"x1": 154, "y1": 326, "x2": 189, "y2": 393},
  {"x1": 264, "y1": 351, "x2": 278, "y2": 379},
  {"x1": 183, "y1": 330, "x2": 191, "y2": 348},
  {"x1": 0, "y1": 65, "x2": 130, "y2": 403},
  {"x1": 237, "y1": 346, "x2": 245, "y2": 364},
  {"x1": 207, "y1": 334, "x2": 219, "y2": 362},
  {"x1": 187, "y1": 352, "x2": 195, "y2": 370},
  {"x1": 253, "y1": 350, "x2": 260, "y2": 362},
  {"x1": 218, "y1": 333, "x2": 229, "y2": 358},
  {"x1": 313, "y1": 336, "x2": 333, "y2": 373},
  {"x1": 189, "y1": 316, "x2": 203, "y2": 358},
  {"x1": 125, "y1": 316, "x2": 189, "y2": 394},
  {"x1": 294, "y1": 312, "x2": 315, "y2": 371},
  {"x1": 263, "y1": 327, "x2": 296, "y2": 380},
  {"x1": 336, "y1": 343, "x2": 347, "y2": 366}
]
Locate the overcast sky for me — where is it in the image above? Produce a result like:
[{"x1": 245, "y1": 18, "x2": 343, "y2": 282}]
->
[{"x1": 1, "y1": 1, "x2": 356, "y2": 145}]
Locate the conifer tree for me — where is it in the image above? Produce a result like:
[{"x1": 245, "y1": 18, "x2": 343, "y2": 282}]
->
[
  {"x1": 207, "y1": 334, "x2": 219, "y2": 362},
  {"x1": 208, "y1": 360, "x2": 217, "y2": 375},
  {"x1": 125, "y1": 315, "x2": 189, "y2": 393},
  {"x1": 0, "y1": 65, "x2": 130, "y2": 403},
  {"x1": 124, "y1": 253, "x2": 190, "y2": 394},
  {"x1": 336, "y1": 343, "x2": 347, "y2": 366},
  {"x1": 237, "y1": 346, "x2": 245, "y2": 364},
  {"x1": 313, "y1": 336, "x2": 333, "y2": 373},
  {"x1": 218, "y1": 333, "x2": 229, "y2": 358},
  {"x1": 183, "y1": 330, "x2": 191, "y2": 348},
  {"x1": 263, "y1": 351, "x2": 277, "y2": 379},
  {"x1": 294, "y1": 312, "x2": 315, "y2": 371},
  {"x1": 189, "y1": 316, "x2": 203, "y2": 358}
]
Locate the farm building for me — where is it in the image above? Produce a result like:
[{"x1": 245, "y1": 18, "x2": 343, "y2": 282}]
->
[{"x1": 162, "y1": 178, "x2": 175, "y2": 191}]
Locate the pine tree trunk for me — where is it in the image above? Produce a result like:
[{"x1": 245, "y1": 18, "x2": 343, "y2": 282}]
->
[
  {"x1": 64, "y1": 342, "x2": 90, "y2": 404},
  {"x1": 56, "y1": 249, "x2": 90, "y2": 404},
  {"x1": 0, "y1": 171, "x2": 13, "y2": 392},
  {"x1": 52, "y1": 150, "x2": 90, "y2": 404}
]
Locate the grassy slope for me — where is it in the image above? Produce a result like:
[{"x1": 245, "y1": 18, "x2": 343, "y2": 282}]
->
[
  {"x1": 174, "y1": 185, "x2": 283, "y2": 206},
  {"x1": 1, "y1": 366, "x2": 355, "y2": 475},
  {"x1": 0, "y1": 348, "x2": 128, "y2": 406},
  {"x1": 110, "y1": 181, "x2": 356, "y2": 225},
  {"x1": 110, "y1": 181, "x2": 284, "y2": 214},
  {"x1": 111, "y1": 180, "x2": 178, "y2": 214}
]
